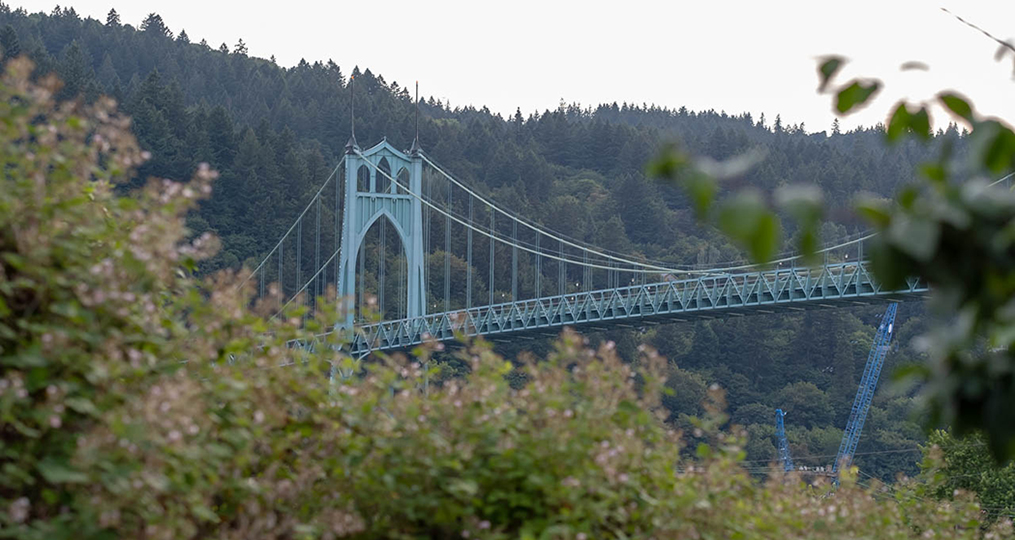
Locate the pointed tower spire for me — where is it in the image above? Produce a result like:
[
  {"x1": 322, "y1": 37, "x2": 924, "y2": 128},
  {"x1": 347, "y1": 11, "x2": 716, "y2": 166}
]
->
[
  {"x1": 345, "y1": 74, "x2": 359, "y2": 154},
  {"x1": 409, "y1": 81, "x2": 422, "y2": 156}
]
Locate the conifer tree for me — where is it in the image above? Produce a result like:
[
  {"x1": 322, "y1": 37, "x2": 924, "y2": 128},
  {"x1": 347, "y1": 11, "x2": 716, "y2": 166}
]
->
[
  {"x1": 57, "y1": 41, "x2": 92, "y2": 100},
  {"x1": 140, "y1": 13, "x2": 171, "y2": 38},
  {"x1": 105, "y1": 8, "x2": 119, "y2": 26},
  {"x1": 233, "y1": 38, "x2": 247, "y2": 56},
  {"x1": 177, "y1": 29, "x2": 189, "y2": 44},
  {"x1": 95, "y1": 52, "x2": 119, "y2": 88},
  {"x1": 0, "y1": 24, "x2": 18, "y2": 59}
]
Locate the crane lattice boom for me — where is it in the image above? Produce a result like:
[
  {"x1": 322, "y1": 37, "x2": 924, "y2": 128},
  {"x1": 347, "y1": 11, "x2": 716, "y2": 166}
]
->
[
  {"x1": 775, "y1": 408, "x2": 794, "y2": 472},
  {"x1": 832, "y1": 302, "x2": 898, "y2": 477}
]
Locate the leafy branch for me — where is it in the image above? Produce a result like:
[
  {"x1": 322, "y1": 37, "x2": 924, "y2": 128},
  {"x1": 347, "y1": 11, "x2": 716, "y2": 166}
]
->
[{"x1": 652, "y1": 46, "x2": 1015, "y2": 461}]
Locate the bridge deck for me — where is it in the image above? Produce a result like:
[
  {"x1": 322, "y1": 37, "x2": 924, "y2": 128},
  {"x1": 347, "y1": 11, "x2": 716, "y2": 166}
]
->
[{"x1": 293, "y1": 261, "x2": 927, "y2": 356}]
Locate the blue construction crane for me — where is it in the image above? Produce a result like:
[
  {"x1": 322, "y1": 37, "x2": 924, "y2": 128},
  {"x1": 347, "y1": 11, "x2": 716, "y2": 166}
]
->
[
  {"x1": 775, "y1": 408, "x2": 794, "y2": 472},
  {"x1": 831, "y1": 302, "x2": 899, "y2": 480}
]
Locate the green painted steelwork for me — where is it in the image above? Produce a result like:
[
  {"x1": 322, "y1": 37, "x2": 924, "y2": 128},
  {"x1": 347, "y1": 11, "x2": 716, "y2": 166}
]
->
[
  {"x1": 337, "y1": 139, "x2": 426, "y2": 330},
  {"x1": 291, "y1": 260, "x2": 926, "y2": 356}
]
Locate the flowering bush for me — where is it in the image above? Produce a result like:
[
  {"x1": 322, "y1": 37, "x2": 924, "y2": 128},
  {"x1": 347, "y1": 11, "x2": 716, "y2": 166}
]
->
[
  {"x1": 0, "y1": 57, "x2": 345, "y2": 539},
  {"x1": 0, "y1": 59, "x2": 1011, "y2": 539}
]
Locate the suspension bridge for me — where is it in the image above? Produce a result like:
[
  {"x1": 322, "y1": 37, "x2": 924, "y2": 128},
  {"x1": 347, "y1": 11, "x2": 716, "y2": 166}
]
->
[{"x1": 242, "y1": 129, "x2": 929, "y2": 357}]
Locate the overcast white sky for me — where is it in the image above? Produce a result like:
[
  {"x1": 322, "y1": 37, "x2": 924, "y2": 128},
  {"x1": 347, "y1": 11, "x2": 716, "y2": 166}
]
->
[{"x1": 13, "y1": 0, "x2": 1015, "y2": 132}]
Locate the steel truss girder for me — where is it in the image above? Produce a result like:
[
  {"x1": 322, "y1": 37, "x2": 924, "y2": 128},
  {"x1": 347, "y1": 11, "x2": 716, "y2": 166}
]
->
[{"x1": 293, "y1": 261, "x2": 926, "y2": 355}]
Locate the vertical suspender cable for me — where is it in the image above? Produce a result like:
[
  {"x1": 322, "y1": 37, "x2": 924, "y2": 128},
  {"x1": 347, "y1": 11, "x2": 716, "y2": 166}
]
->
[
  {"x1": 535, "y1": 232, "x2": 541, "y2": 298},
  {"x1": 511, "y1": 220, "x2": 518, "y2": 301},
  {"x1": 445, "y1": 178, "x2": 451, "y2": 313},
  {"x1": 296, "y1": 219, "x2": 302, "y2": 304},
  {"x1": 559, "y1": 240, "x2": 565, "y2": 296},
  {"x1": 315, "y1": 195, "x2": 321, "y2": 306},
  {"x1": 296, "y1": 219, "x2": 304, "y2": 325},
  {"x1": 379, "y1": 218, "x2": 386, "y2": 318},
  {"x1": 278, "y1": 242, "x2": 283, "y2": 312},
  {"x1": 489, "y1": 211, "x2": 495, "y2": 306},
  {"x1": 424, "y1": 169, "x2": 431, "y2": 309},
  {"x1": 583, "y1": 249, "x2": 589, "y2": 292},
  {"x1": 398, "y1": 248, "x2": 404, "y2": 319},
  {"x1": 339, "y1": 160, "x2": 347, "y2": 302},
  {"x1": 358, "y1": 242, "x2": 365, "y2": 320},
  {"x1": 467, "y1": 197, "x2": 473, "y2": 309}
]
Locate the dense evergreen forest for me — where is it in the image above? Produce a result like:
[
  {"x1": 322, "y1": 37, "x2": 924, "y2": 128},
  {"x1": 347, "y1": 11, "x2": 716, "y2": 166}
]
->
[{"x1": 0, "y1": 4, "x2": 969, "y2": 480}]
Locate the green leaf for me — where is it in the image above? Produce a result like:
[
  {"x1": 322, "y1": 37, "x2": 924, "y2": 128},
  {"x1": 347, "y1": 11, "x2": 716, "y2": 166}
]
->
[
  {"x1": 696, "y1": 443, "x2": 712, "y2": 459},
  {"x1": 38, "y1": 459, "x2": 89, "y2": 484},
  {"x1": 751, "y1": 212, "x2": 781, "y2": 264},
  {"x1": 854, "y1": 195, "x2": 892, "y2": 228},
  {"x1": 696, "y1": 150, "x2": 765, "y2": 181},
  {"x1": 447, "y1": 478, "x2": 479, "y2": 497},
  {"x1": 897, "y1": 186, "x2": 918, "y2": 210},
  {"x1": 889, "y1": 104, "x2": 929, "y2": 142},
  {"x1": 939, "y1": 92, "x2": 973, "y2": 122},
  {"x1": 797, "y1": 229, "x2": 819, "y2": 261},
  {"x1": 983, "y1": 127, "x2": 1015, "y2": 174},
  {"x1": 685, "y1": 172, "x2": 718, "y2": 220},
  {"x1": 892, "y1": 363, "x2": 931, "y2": 382},
  {"x1": 4, "y1": 349, "x2": 47, "y2": 368},
  {"x1": 900, "y1": 61, "x2": 929, "y2": 71},
  {"x1": 868, "y1": 240, "x2": 908, "y2": 293},
  {"x1": 717, "y1": 191, "x2": 782, "y2": 263},
  {"x1": 41, "y1": 488, "x2": 60, "y2": 505},
  {"x1": 887, "y1": 215, "x2": 941, "y2": 262},
  {"x1": 775, "y1": 185, "x2": 823, "y2": 222},
  {"x1": 886, "y1": 103, "x2": 911, "y2": 142},
  {"x1": 651, "y1": 146, "x2": 718, "y2": 219},
  {"x1": 64, "y1": 397, "x2": 99, "y2": 416},
  {"x1": 817, "y1": 56, "x2": 845, "y2": 92},
  {"x1": 192, "y1": 504, "x2": 221, "y2": 523},
  {"x1": 776, "y1": 185, "x2": 823, "y2": 260},
  {"x1": 647, "y1": 145, "x2": 689, "y2": 179},
  {"x1": 910, "y1": 107, "x2": 931, "y2": 140},
  {"x1": 920, "y1": 163, "x2": 947, "y2": 183},
  {"x1": 836, "y1": 80, "x2": 881, "y2": 114}
]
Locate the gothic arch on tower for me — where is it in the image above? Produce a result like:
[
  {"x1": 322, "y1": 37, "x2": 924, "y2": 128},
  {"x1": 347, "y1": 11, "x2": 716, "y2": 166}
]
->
[{"x1": 337, "y1": 138, "x2": 425, "y2": 330}]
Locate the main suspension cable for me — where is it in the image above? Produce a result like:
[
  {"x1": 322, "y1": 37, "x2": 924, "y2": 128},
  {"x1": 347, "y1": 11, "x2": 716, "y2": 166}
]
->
[{"x1": 361, "y1": 151, "x2": 701, "y2": 274}]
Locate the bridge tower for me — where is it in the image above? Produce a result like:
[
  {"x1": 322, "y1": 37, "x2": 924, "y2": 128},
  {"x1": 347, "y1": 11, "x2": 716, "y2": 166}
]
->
[{"x1": 337, "y1": 134, "x2": 426, "y2": 330}]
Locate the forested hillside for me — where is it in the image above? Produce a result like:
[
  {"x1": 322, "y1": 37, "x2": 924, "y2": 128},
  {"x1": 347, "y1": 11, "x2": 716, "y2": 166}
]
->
[{"x1": 0, "y1": 4, "x2": 962, "y2": 480}]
